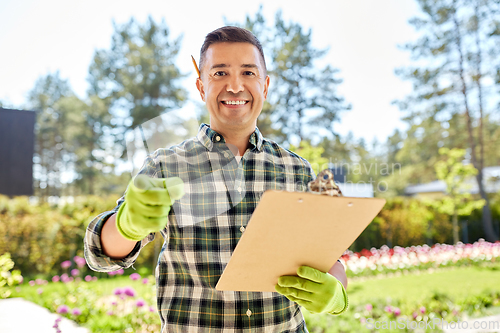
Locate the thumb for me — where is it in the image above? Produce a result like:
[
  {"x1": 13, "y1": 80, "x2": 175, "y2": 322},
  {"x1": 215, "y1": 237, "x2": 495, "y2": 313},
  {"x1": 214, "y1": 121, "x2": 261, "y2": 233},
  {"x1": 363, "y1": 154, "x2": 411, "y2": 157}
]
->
[
  {"x1": 163, "y1": 177, "x2": 185, "y2": 200},
  {"x1": 133, "y1": 174, "x2": 166, "y2": 191},
  {"x1": 297, "y1": 266, "x2": 327, "y2": 284}
]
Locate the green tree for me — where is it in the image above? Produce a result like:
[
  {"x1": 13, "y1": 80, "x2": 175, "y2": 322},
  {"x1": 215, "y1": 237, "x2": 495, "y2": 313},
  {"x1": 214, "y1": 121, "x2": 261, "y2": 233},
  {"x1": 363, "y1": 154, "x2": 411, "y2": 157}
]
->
[
  {"x1": 88, "y1": 16, "x2": 187, "y2": 152},
  {"x1": 394, "y1": 0, "x2": 500, "y2": 241},
  {"x1": 227, "y1": 7, "x2": 351, "y2": 145},
  {"x1": 289, "y1": 141, "x2": 329, "y2": 176},
  {"x1": 53, "y1": 95, "x2": 114, "y2": 195},
  {"x1": 28, "y1": 72, "x2": 73, "y2": 199},
  {"x1": 431, "y1": 148, "x2": 485, "y2": 244}
]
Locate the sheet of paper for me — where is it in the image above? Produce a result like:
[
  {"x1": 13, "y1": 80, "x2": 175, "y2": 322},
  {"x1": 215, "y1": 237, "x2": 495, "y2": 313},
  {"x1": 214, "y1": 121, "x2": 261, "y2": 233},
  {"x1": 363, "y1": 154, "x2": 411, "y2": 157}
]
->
[{"x1": 215, "y1": 190, "x2": 386, "y2": 292}]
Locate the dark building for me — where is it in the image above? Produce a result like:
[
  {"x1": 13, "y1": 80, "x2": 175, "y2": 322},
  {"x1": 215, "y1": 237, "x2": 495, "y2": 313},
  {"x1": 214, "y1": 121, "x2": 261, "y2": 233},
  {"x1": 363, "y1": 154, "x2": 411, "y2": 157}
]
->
[
  {"x1": 329, "y1": 165, "x2": 347, "y2": 183},
  {"x1": 0, "y1": 108, "x2": 36, "y2": 196}
]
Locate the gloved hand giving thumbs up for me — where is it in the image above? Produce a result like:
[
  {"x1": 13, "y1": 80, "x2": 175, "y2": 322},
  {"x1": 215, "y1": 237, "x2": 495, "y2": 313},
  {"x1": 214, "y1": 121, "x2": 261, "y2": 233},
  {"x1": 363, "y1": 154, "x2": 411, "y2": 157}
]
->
[{"x1": 116, "y1": 174, "x2": 185, "y2": 241}]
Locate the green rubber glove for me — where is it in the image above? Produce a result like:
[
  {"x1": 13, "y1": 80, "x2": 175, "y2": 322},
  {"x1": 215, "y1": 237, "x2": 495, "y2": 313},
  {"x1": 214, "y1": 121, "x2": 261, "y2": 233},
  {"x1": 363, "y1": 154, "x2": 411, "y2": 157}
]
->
[
  {"x1": 275, "y1": 266, "x2": 348, "y2": 315},
  {"x1": 116, "y1": 174, "x2": 185, "y2": 241}
]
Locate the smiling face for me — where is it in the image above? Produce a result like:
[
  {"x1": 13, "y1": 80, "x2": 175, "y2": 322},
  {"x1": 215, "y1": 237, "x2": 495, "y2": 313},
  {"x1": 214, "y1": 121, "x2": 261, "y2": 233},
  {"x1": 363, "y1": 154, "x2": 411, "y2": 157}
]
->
[{"x1": 196, "y1": 42, "x2": 270, "y2": 136}]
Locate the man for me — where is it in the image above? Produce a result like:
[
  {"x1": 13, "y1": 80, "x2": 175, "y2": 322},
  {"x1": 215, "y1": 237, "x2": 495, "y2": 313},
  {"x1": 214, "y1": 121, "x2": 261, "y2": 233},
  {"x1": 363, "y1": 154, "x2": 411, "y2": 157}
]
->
[{"x1": 85, "y1": 26, "x2": 347, "y2": 332}]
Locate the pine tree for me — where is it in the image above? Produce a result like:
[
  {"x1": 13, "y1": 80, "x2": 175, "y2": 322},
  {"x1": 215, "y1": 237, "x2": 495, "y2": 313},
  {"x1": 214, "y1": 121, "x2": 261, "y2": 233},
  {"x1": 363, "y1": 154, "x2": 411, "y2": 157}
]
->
[{"x1": 395, "y1": 0, "x2": 500, "y2": 241}]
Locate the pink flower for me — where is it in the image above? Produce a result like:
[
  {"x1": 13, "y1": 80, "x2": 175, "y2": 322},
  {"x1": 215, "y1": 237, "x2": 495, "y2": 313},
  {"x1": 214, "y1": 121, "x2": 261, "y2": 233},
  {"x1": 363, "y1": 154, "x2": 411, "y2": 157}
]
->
[
  {"x1": 107, "y1": 310, "x2": 114, "y2": 316},
  {"x1": 394, "y1": 307, "x2": 401, "y2": 316},
  {"x1": 73, "y1": 256, "x2": 86, "y2": 268},
  {"x1": 385, "y1": 306, "x2": 392, "y2": 313},
  {"x1": 84, "y1": 275, "x2": 92, "y2": 282},
  {"x1": 142, "y1": 278, "x2": 149, "y2": 284},
  {"x1": 92, "y1": 276, "x2": 97, "y2": 281},
  {"x1": 61, "y1": 261, "x2": 71, "y2": 269},
  {"x1": 37, "y1": 288, "x2": 43, "y2": 294},
  {"x1": 130, "y1": 273, "x2": 141, "y2": 281},
  {"x1": 136, "y1": 299, "x2": 145, "y2": 307},
  {"x1": 149, "y1": 306, "x2": 155, "y2": 312},
  {"x1": 113, "y1": 288, "x2": 123, "y2": 295},
  {"x1": 123, "y1": 286, "x2": 136, "y2": 297},
  {"x1": 71, "y1": 269, "x2": 80, "y2": 277},
  {"x1": 72, "y1": 308, "x2": 82, "y2": 316},
  {"x1": 29, "y1": 280, "x2": 35, "y2": 286},
  {"x1": 57, "y1": 305, "x2": 69, "y2": 314},
  {"x1": 413, "y1": 312, "x2": 418, "y2": 319},
  {"x1": 420, "y1": 306, "x2": 426, "y2": 314},
  {"x1": 52, "y1": 276, "x2": 60, "y2": 283},
  {"x1": 108, "y1": 269, "x2": 124, "y2": 276},
  {"x1": 365, "y1": 304, "x2": 372, "y2": 311}
]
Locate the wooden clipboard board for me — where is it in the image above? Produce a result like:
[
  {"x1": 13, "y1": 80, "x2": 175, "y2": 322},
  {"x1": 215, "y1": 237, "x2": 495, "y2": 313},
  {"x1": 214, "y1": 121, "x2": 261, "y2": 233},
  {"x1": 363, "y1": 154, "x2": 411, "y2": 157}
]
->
[{"x1": 215, "y1": 190, "x2": 386, "y2": 292}]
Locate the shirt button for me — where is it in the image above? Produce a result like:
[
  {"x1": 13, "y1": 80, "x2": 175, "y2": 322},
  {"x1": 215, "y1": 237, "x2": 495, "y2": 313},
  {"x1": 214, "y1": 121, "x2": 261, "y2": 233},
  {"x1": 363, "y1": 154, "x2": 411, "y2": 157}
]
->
[
  {"x1": 240, "y1": 226, "x2": 245, "y2": 232},
  {"x1": 215, "y1": 136, "x2": 221, "y2": 142},
  {"x1": 246, "y1": 309, "x2": 252, "y2": 317}
]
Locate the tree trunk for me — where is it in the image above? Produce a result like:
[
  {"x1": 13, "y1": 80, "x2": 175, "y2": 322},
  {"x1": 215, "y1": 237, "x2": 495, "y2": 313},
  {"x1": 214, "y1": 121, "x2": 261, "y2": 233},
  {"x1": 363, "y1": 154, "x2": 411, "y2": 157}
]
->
[
  {"x1": 452, "y1": 3, "x2": 497, "y2": 241},
  {"x1": 452, "y1": 212, "x2": 459, "y2": 244}
]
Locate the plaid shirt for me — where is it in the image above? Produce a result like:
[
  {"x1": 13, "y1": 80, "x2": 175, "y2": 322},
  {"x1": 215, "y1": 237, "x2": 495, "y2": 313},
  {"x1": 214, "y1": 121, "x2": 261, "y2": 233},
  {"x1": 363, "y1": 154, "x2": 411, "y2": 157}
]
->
[{"x1": 85, "y1": 124, "x2": 315, "y2": 332}]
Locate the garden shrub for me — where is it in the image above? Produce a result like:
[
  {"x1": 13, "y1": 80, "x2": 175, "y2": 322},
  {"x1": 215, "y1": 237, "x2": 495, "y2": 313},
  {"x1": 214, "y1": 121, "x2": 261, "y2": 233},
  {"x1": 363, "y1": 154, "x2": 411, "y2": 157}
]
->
[
  {"x1": 0, "y1": 253, "x2": 23, "y2": 298},
  {"x1": 2, "y1": 193, "x2": 499, "y2": 277}
]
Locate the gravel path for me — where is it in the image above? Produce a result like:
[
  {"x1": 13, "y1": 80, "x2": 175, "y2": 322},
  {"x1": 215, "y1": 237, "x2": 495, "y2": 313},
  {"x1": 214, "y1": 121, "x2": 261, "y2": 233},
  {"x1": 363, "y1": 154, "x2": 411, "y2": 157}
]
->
[{"x1": 0, "y1": 298, "x2": 89, "y2": 333}]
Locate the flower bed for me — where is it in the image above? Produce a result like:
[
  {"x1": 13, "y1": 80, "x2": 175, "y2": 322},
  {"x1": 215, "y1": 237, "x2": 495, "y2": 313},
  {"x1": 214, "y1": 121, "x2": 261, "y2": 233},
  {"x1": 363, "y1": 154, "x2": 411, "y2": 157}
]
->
[
  {"x1": 341, "y1": 240, "x2": 500, "y2": 277},
  {"x1": 11, "y1": 256, "x2": 160, "y2": 333}
]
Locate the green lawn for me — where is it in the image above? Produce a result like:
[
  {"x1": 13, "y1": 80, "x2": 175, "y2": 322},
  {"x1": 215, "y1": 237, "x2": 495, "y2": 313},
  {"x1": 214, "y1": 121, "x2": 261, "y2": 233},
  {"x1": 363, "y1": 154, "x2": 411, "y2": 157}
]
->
[
  {"x1": 348, "y1": 264, "x2": 500, "y2": 305},
  {"x1": 304, "y1": 264, "x2": 500, "y2": 333}
]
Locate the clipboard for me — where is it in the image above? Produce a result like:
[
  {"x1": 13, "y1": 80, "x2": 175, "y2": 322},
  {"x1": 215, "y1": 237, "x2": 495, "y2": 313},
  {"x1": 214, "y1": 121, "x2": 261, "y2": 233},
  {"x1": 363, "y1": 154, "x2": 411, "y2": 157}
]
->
[{"x1": 215, "y1": 190, "x2": 386, "y2": 292}]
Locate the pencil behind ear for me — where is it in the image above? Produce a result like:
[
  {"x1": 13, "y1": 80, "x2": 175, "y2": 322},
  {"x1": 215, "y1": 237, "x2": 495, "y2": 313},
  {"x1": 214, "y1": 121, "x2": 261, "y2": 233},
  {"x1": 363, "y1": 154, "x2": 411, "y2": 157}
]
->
[{"x1": 191, "y1": 55, "x2": 200, "y2": 78}]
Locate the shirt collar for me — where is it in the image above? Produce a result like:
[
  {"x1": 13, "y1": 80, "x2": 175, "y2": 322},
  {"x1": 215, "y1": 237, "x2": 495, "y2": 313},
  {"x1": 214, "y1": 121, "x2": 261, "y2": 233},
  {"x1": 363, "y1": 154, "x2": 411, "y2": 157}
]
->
[{"x1": 196, "y1": 123, "x2": 264, "y2": 152}]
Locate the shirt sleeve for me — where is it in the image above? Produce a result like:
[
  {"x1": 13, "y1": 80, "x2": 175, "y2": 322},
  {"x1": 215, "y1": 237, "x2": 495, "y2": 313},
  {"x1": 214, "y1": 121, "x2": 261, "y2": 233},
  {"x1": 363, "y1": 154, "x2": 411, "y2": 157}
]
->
[{"x1": 84, "y1": 153, "x2": 160, "y2": 272}]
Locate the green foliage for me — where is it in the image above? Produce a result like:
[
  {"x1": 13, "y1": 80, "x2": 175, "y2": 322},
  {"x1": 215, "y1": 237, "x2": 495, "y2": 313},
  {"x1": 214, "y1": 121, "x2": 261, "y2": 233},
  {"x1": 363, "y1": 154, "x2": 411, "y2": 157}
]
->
[
  {"x1": 27, "y1": 16, "x2": 187, "y2": 198},
  {"x1": 2, "y1": 193, "x2": 497, "y2": 278},
  {"x1": 289, "y1": 141, "x2": 329, "y2": 176},
  {"x1": 9, "y1": 265, "x2": 500, "y2": 333},
  {"x1": 365, "y1": 197, "x2": 448, "y2": 248},
  {"x1": 433, "y1": 148, "x2": 484, "y2": 213},
  {"x1": 0, "y1": 253, "x2": 23, "y2": 298},
  {"x1": 11, "y1": 275, "x2": 160, "y2": 333},
  {"x1": 28, "y1": 72, "x2": 74, "y2": 198},
  {"x1": 0, "y1": 194, "x2": 164, "y2": 278},
  {"x1": 303, "y1": 264, "x2": 500, "y2": 332},
  {"x1": 0, "y1": 195, "x2": 116, "y2": 277},
  {"x1": 88, "y1": 16, "x2": 187, "y2": 131},
  {"x1": 228, "y1": 6, "x2": 351, "y2": 145},
  {"x1": 394, "y1": 0, "x2": 500, "y2": 241},
  {"x1": 426, "y1": 148, "x2": 486, "y2": 243},
  {"x1": 433, "y1": 149, "x2": 485, "y2": 215}
]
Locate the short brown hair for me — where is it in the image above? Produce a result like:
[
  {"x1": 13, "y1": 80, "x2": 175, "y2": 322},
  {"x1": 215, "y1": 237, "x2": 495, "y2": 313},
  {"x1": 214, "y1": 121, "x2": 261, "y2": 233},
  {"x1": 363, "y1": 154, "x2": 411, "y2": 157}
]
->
[{"x1": 199, "y1": 26, "x2": 267, "y2": 75}]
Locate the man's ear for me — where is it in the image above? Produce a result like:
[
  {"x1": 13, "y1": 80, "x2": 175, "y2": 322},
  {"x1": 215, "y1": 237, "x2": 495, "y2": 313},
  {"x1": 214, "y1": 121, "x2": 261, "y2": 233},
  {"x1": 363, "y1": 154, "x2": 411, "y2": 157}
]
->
[
  {"x1": 196, "y1": 77, "x2": 205, "y2": 101},
  {"x1": 263, "y1": 75, "x2": 270, "y2": 100}
]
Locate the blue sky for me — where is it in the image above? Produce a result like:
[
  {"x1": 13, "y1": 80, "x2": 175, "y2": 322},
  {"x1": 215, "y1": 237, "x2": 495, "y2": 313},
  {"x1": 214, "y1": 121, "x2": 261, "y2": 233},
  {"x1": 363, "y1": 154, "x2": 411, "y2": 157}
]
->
[{"x1": 0, "y1": 0, "x2": 422, "y2": 145}]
